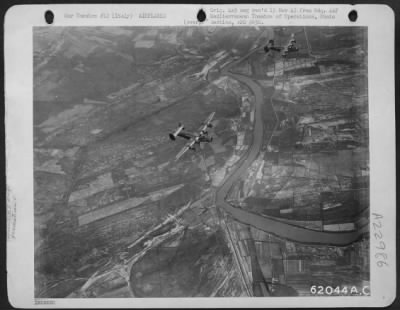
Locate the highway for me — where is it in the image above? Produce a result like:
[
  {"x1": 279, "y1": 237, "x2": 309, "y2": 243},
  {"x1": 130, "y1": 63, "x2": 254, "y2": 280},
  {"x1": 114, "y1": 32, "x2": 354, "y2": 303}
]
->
[{"x1": 216, "y1": 33, "x2": 368, "y2": 247}]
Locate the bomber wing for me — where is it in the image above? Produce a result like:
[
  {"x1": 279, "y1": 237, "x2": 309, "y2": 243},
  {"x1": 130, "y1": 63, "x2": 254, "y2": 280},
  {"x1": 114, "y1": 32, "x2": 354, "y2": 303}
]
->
[
  {"x1": 282, "y1": 34, "x2": 297, "y2": 54},
  {"x1": 198, "y1": 112, "x2": 216, "y2": 133},
  {"x1": 175, "y1": 139, "x2": 196, "y2": 161},
  {"x1": 205, "y1": 112, "x2": 215, "y2": 125}
]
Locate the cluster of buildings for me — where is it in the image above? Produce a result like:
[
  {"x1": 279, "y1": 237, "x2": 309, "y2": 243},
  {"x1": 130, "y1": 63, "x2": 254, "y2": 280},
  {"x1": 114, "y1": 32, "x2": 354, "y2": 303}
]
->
[
  {"x1": 225, "y1": 218, "x2": 369, "y2": 297},
  {"x1": 295, "y1": 115, "x2": 362, "y2": 151}
]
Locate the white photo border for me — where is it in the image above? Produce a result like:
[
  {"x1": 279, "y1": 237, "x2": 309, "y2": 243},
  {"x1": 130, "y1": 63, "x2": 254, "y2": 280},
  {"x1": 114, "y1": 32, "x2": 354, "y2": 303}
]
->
[{"x1": 5, "y1": 4, "x2": 396, "y2": 308}]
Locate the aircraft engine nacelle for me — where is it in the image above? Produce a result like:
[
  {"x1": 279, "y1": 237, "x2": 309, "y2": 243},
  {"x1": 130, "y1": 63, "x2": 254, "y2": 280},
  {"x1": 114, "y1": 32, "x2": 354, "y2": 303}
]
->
[
  {"x1": 169, "y1": 124, "x2": 184, "y2": 141},
  {"x1": 207, "y1": 123, "x2": 213, "y2": 128}
]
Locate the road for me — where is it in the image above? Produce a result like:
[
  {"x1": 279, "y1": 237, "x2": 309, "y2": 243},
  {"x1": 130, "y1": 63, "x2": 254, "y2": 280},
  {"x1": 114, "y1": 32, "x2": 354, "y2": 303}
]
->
[{"x1": 215, "y1": 33, "x2": 368, "y2": 247}]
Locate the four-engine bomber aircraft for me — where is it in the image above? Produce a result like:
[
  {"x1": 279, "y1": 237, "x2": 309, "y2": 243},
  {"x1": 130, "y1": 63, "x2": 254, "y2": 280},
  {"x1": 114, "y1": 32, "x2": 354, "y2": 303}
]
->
[
  {"x1": 169, "y1": 112, "x2": 215, "y2": 161},
  {"x1": 264, "y1": 33, "x2": 299, "y2": 57}
]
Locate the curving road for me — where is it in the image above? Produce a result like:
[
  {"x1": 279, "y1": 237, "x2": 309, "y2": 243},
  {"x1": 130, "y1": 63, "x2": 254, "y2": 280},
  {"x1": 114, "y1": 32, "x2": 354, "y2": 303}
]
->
[{"x1": 216, "y1": 34, "x2": 368, "y2": 247}]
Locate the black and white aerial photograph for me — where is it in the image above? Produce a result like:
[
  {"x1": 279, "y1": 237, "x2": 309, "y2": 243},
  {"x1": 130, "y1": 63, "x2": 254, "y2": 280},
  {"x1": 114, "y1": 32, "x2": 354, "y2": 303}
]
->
[{"x1": 33, "y1": 26, "x2": 370, "y2": 298}]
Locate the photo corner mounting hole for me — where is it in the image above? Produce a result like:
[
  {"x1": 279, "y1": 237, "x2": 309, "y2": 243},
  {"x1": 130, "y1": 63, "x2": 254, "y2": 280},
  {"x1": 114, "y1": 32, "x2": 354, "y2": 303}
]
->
[
  {"x1": 348, "y1": 10, "x2": 357, "y2": 22},
  {"x1": 45, "y1": 10, "x2": 54, "y2": 24},
  {"x1": 197, "y1": 9, "x2": 206, "y2": 22}
]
